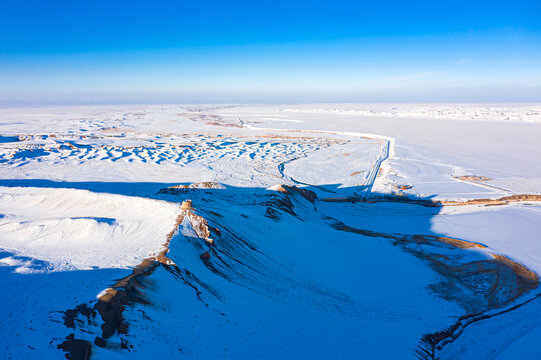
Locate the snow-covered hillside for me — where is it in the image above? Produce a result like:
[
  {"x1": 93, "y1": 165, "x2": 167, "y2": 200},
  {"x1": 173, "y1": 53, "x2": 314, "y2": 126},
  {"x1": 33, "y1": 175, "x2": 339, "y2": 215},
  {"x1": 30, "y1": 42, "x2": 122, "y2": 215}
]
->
[{"x1": 1, "y1": 104, "x2": 540, "y2": 359}]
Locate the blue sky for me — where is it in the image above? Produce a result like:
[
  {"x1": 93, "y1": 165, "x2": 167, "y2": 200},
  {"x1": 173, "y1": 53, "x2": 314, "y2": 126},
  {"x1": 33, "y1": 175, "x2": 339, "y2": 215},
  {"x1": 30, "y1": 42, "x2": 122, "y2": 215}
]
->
[{"x1": 1, "y1": 0, "x2": 540, "y2": 103}]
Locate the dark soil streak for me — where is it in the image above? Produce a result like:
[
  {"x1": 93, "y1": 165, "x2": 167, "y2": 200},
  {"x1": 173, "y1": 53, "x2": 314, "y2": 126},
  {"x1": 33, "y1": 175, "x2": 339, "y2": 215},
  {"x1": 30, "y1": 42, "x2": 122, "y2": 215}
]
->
[
  {"x1": 329, "y1": 218, "x2": 539, "y2": 360},
  {"x1": 415, "y1": 292, "x2": 541, "y2": 360},
  {"x1": 57, "y1": 334, "x2": 92, "y2": 360},
  {"x1": 321, "y1": 194, "x2": 541, "y2": 207}
]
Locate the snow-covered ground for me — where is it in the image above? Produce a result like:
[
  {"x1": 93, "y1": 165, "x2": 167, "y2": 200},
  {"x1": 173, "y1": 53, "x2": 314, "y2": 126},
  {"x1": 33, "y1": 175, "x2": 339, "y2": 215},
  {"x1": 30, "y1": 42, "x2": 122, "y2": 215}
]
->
[
  {"x1": 0, "y1": 187, "x2": 181, "y2": 271},
  {"x1": 0, "y1": 104, "x2": 540, "y2": 359}
]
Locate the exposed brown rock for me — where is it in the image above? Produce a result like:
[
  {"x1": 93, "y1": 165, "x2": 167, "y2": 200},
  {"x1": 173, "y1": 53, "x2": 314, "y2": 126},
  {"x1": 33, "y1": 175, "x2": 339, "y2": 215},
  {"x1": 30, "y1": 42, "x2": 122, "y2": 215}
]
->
[
  {"x1": 332, "y1": 220, "x2": 537, "y2": 309},
  {"x1": 454, "y1": 175, "x2": 491, "y2": 182},
  {"x1": 441, "y1": 194, "x2": 541, "y2": 206},
  {"x1": 331, "y1": 218, "x2": 539, "y2": 360},
  {"x1": 205, "y1": 121, "x2": 243, "y2": 128},
  {"x1": 273, "y1": 185, "x2": 317, "y2": 203},
  {"x1": 63, "y1": 303, "x2": 96, "y2": 329},
  {"x1": 393, "y1": 184, "x2": 413, "y2": 190},
  {"x1": 158, "y1": 182, "x2": 225, "y2": 195},
  {"x1": 59, "y1": 200, "x2": 218, "y2": 355},
  {"x1": 321, "y1": 194, "x2": 541, "y2": 207},
  {"x1": 181, "y1": 200, "x2": 193, "y2": 210},
  {"x1": 266, "y1": 185, "x2": 319, "y2": 219},
  {"x1": 57, "y1": 334, "x2": 91, "y2": 360}
]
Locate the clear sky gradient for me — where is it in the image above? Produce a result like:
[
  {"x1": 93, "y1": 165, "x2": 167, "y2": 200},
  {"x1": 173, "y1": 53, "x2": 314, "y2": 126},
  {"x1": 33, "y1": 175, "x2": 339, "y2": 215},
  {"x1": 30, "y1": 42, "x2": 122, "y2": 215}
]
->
[{"x1": 1, "y1": 0, "x2": 540, "y2": 104}]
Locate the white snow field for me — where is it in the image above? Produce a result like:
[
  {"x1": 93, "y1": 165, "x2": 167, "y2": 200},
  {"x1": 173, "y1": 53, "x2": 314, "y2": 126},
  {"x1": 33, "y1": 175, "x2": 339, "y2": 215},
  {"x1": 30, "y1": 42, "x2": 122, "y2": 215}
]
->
[
  {"x1": 0, "y1": 187, "x2": 181, "y2": 271},
  {"x1": 0, "y1": 104, "x2": 540, "y2": 359}
]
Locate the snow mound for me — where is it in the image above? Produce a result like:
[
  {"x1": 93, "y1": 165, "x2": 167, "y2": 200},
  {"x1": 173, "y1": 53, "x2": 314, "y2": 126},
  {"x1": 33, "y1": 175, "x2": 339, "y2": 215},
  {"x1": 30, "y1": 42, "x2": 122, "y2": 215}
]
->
[{"x1": 0, "y1": 186, "x2": 181, "y2": 271}]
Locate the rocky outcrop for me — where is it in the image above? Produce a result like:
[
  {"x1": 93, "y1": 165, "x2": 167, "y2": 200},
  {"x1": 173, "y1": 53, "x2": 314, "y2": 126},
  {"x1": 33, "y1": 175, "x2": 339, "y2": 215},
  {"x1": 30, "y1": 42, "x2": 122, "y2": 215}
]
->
[
  {"x1": 266, "y1": 185, "x2": 317, "y2": 219},
  {"x1": 157, "y1": 182, "x2": 225, "y2": 195},
  {"x1": 59, "y1": 200, "x2": 217, "y2": 357},
  {"x1": 441, "y1": 194, "x2": 541, "y2": 206},
  {"x1": 454, "y1": 175, "x2": 491, "y2": 182},
  {"x1": 274, "y1": 185, "x2": 318, "y2": 203}
]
